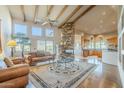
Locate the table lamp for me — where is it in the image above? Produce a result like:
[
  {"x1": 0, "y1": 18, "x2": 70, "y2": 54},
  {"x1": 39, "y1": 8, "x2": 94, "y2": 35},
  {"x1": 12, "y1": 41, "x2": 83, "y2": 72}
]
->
[{"x1": 7, "y1": 40, "x2": 17, "y2": 57}]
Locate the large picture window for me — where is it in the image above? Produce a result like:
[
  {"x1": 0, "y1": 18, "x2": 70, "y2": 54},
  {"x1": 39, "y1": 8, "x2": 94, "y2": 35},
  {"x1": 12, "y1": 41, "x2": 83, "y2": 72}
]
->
[
  {"x1": 37, "y1": 40, "x2": 54, "y2": 53},
  {"x1": 32, "y1": 27, "x2": 42, "y2": 36},
  {"x1": 37, "y1": 40, "x2": 45, "y2": 51},
  {"x1": 15, "y1": 39, "x2": 31, "y2": 52},
  {"x1": 24, "y1": 45, "x2": 31, "y2": 52},
  {"x1": 46, "y1": 41, "x2": 54, "y2": 53},
  {"x1": 14, "y1": 24, "x2": 27, "y2": 35},
  {"x1": 15, "y1": 39, "x2": 21, "y2": 51}
]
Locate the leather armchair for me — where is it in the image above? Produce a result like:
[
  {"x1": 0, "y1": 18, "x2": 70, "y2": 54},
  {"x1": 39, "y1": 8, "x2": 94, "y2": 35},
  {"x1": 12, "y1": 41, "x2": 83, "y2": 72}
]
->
[{"x1": 0, "y1": 64, "x2": 29, "y2": 88}]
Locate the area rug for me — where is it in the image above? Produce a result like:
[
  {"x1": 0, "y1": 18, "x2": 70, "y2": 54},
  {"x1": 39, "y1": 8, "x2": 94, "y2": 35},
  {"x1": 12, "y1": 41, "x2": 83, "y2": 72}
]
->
[{"x1": 29, "y1": 62, "x2": 96, "y2": 88}]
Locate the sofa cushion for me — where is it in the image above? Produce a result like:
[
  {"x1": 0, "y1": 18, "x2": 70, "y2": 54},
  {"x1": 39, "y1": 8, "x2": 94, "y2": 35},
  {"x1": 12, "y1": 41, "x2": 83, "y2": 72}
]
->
[
  {"x1": 32, "y1": 56, "x2": 53, "y2": 62},
  {"x1": 32, "y1": 57, "x2": 46, "y2": 62}
]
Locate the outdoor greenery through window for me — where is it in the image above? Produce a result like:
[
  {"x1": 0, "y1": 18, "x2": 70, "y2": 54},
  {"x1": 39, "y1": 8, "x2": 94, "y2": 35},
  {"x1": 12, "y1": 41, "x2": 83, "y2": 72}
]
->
[
  {"x1": 24, "y1": 45, "x2": 31, "y2": 52},
  {"x1": 46, "y1": 41, "x2": 54, "y2": 53},
  {"x1": 37, "y1": 40, "x2": 54, "y2": 53},
  {"x1": 37, "y1": 40, "x2": 46, "y2": 51},
  {"x1": 15, "y1": 39, "x2": 31, "y2": 52}
]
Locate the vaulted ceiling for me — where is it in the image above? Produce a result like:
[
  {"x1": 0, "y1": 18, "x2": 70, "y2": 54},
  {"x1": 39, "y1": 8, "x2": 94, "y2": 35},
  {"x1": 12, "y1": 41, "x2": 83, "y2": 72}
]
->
[{"x1": 7, "y1": 5, "x2": 118, "y2": 35}]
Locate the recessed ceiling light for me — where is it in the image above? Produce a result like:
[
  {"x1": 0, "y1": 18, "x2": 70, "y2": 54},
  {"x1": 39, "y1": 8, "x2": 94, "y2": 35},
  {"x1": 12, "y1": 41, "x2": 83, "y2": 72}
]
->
[{"x1": 102, "y1": 11, "x2": 106, "y2": 16}]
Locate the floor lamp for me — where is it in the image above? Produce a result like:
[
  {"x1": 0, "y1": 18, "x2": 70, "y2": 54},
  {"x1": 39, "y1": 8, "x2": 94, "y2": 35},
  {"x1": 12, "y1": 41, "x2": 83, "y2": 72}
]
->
[{"x1": 7, "y1": 40, "x2": 17, "y2": 57}]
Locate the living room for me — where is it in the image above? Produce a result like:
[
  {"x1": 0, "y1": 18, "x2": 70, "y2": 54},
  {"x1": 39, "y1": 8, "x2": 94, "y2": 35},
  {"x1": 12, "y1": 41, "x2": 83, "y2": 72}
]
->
[{"x1": 0, "y1": 4, "x2": 124, "y2": 89}]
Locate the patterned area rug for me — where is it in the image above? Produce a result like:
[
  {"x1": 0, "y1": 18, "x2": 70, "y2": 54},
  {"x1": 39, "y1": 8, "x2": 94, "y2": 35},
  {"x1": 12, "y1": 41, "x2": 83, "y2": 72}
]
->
[{"x1": 30, "y1": 62, "x2": 96, "y2": 88}]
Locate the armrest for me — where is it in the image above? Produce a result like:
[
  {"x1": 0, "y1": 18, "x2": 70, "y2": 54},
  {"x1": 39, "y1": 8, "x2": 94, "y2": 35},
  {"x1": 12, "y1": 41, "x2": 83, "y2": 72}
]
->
[
  {"x1": 0, "y1": 64, "x2": 29, "y2": 83},
  {"x1": 26, "y1": 55, "x2": 33, "y2": 65}
]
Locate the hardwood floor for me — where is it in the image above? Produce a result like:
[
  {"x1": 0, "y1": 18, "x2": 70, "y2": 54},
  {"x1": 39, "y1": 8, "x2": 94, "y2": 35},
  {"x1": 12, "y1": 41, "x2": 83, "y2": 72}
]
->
[{"x1": 77, "y1": 57, "x2": 122, "y2": 88}]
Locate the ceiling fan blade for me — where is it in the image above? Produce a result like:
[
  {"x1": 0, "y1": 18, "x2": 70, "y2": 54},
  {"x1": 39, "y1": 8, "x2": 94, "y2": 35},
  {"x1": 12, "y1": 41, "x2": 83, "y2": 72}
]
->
[{"x1": 42, "y1": 21, "x2": 48, "y2": 26}]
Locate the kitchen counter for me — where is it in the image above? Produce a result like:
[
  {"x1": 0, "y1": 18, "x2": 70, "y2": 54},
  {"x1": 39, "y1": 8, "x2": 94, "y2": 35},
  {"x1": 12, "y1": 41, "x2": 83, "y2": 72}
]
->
[{"x1": 102, "y1": 50, "x2": 117, "y2": 65}]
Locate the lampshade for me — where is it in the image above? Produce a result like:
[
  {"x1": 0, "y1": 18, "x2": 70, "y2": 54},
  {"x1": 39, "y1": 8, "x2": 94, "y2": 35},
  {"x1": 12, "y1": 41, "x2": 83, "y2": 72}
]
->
[{"x1": 7, "y1": 40, "x2": 17, "y2": 47}]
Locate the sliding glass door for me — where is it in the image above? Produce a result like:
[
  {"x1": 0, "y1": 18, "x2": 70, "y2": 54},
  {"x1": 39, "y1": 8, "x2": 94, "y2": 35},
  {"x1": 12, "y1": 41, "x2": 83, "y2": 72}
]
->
[
  {"x1": 37, "y1": 40, "x2": 54, "y2": 53},
  {"x1": 46, "y1": 41, "x2": 54, "y2": 53}
]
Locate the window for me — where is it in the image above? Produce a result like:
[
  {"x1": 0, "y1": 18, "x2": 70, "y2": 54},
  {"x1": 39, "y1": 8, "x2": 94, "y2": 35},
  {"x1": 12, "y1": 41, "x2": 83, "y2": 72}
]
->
[
  {"x1": 100, "y1": 40, "x2": 107, "y2": 49},
  {"x1": 14, "y1": 24, "x2": 27, "y2": 35},
  {"x1": 87, "y1": 37, "x2": 107, "y2": 50},
  {"x1": 15, "y1": 44, "x2": 21, "y2": 51},
  {"x1": 15, "y1": 39, "x2": 31, "y2": 52},
  {"x1": 46, "y1": 41, "x2": 54, "y2": 53},
  {"x1": 46, "y1": 28, "x2": 54, "y2": 37},
  {"x1": 88, "y1": 37, "x2": 94, "y2": 49},
  {"x1": 15, "y1": 39, "x2": 21, "y2": 51},
  {"x1": 95, "y1": 40, "x2": 107, "y2": 49},
  {"x1": 37, "y1": 40, "x2": 45, "y2": 51},
  {"x1": 32, "y1": 27, "x2": 42, "y2": 36},
  {"x1": 88, "y1": 42, "x2": 94, "y2": 49},
  {"x1": 24, "y1": 45, "x2": 31, "y2": 52}
]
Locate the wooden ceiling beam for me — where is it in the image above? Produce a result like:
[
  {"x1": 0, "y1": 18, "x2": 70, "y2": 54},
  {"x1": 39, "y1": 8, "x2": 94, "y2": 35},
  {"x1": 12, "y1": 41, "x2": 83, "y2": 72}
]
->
[
  {"x1": 21, "y1": 5, "x2": 26, "y2": 21},
  {"x1": 6, "y1": 6, "x2": 13, "y2": 20},
  {"x1": 47, "y1": 5, "x2": 54, "y2": 17},
  {"x1": 56, "y1": 5, "x2": 68, "y2": 20},
  {"x1": 59, "y1": 5, "x2": 82, "y2": 28},
  {"x1": 72, "y1": 5, "x2": 96, "y2": 23},
  {"x1": 33, "y1": 5, "x2": 39, "y2": 23}
]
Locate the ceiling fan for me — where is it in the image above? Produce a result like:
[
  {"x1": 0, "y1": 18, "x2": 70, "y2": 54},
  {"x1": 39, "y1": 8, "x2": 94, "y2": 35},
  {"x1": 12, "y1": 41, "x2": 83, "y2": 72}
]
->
[
  {"x1": 41, "y1": 18, "x2": 57, "y2": 26},
  {"x1": 37, "y1": 5, "x2": 58, "y2": 26}
]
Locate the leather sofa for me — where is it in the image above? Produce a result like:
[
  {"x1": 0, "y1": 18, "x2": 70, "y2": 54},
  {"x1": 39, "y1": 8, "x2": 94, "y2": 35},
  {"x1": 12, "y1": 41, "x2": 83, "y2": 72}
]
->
[
  {"x1": 0, "y1": 58, "x2": 29, "y2": 88},
  {"x1": 27, "y1": 51, "x2": 55, "y2": 65},
  {"x1": 11, "y1": 57, "x2": 26, "y2": 65}
]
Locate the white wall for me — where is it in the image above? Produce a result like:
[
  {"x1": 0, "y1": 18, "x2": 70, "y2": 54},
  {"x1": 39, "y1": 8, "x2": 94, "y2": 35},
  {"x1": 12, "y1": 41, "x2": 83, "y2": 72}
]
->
[{"x1": 0, "y1": 6, "x2": 12, "y2": 56}]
